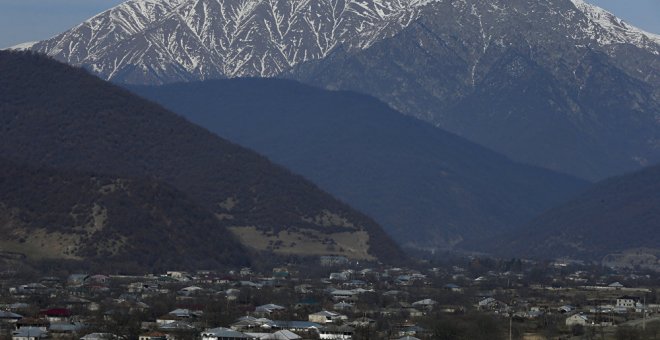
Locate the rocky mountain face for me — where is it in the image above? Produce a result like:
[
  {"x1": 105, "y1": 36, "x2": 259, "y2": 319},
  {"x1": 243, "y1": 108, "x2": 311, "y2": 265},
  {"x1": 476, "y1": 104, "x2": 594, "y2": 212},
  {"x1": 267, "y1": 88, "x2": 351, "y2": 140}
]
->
[
  {"x1": 27, "y1": 0, "x2": 430, "y2": 83},
  {"x1": 24, "y1": 0, "x2": 660, "y2": 180},
  {"x1": 131, "y1": 78, "x2": 589, "y2": 250},
  {"x1": 0, "y1": 51, "x2": 406, "y2": 264},
  {"x1": 289, "y1": 0, "x2": 660, "y2": 180}
]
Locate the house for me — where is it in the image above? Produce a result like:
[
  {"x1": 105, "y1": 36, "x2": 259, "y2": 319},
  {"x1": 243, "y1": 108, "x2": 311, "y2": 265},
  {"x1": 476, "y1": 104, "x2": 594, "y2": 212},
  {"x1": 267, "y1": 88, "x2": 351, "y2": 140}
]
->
[
  {"x1": 179, "y1": 286, "x2": 204, "y2": 296},
  {"x1": 406, "y1": 308, "x2": 424, "y2": 318},
  {"x1": 40, "y1": 309, "x2": 71, "y2": 323},
  {"x1": 12, "y1": 327, "x2": 48, "y2": 340},
  {"x1": 0, "y1": 310, "x2": 23, "y2": 324},
  {"x1": 436, "y1": 305, "x2": 459, "y2": 314},
  {"x1": 202, "y1": 327, "x2": 256, "y2": 340},
  {"x1": 308, "y1": 311, "x2": 347, "y2": 324},
  {"x1": 230, "y1": 317, "x2": 269, "y2": 331},
  {"x1": 330, "y1": 290, "x2": 356, "y2": 302},
  {"x1": 138, "y1": 332, "x2": 167, "y2": 340},
  {"x1": 558, "y1": 305, "x2": 574, "y2": 313},
  {"x1": 156, "y1": 314, "x2": 179, "y2": 326},
  {"x1": 79, "y1": 333, "x2": 120, "y2": 340},
  {"x1": 16, "y1": 283, "x2": 48, "y2": 295},
  {"x1": 168, "y1": 308, "x2": 202, "y2": 319},
  {"x1": 247, "y1": 330, "x2": 301, "y2": 340},
  {"x1": 565, "y1": 314, "x2": 590, "y2": 327},
  {"x1": 319, "y1": 325, "x2": 353, "y2": 340},
  {"x1": 128, "y1": 282, "x2": 160, "y2": 294},
  {"x1": 67, "y1": 274, "x2": 89, "y2": 287},
  {"x1": 166, "y1": 271, "x2": 191, "y2": 281},
  {"x1": 272, "y1": 268, "x2": 290, "y2": 279},
  {"x1": 49, "y1": 322, "x2": 85, "y2": 337},
  {"x1": 255, "y1": 304, "x2": 286, "y2": 315},
  {"x1": 86, "y1": 275, "x2": 109, "y2": 285},
  {"x1": 157, "y1": 308, "x2": 202, "y2": 325},
  {"x1": 396, "y1": 325, "x2": 426, "y2": 338},
  {"x1": 348, "y1": 317, "x2": 375, "y2": 328},
  {"x1": 261, "y1": 321, "x2": 321, "y2": 333},
  {"x1": 16, "y1": 318, "x2": 49, "y2": 331},
  {"x1": 294, "y1": 285, "x2": 313, "y2": 294},
  {"x1": 443, "y1": 284, "x2": 463, "y2": 292},
  {"x1": 329, "y1": 273, "x2": 349, "y2": 281},
  {"x1": 477, "y1": 297, "x2": 505, "y2": 310},
  {"x1": 411, "y1": 299, "x2": 437, "y2": 311},
  {"x1": 608, "y1": 282, "x2": 624, "y2": 289},
  {"x1": 320, "y1": 256, "x2": 349, "y2": 267},
  {"x1": 159, "y1": 320, "x2": 197, "y2": 330},
  {"x1": 616, "y1": 296, "x2": 639, "y2": 309},
  {"x1": 332, "y1": 302, "x2": 353, "y2": 312},
  {"x1": 139, "y1": 332, "x2": 167, "y2": 340}
]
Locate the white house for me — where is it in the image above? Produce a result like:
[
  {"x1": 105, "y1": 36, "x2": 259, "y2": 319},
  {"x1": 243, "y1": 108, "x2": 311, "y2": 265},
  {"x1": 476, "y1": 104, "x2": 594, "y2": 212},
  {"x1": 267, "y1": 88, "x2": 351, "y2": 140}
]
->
[
  {"x1": 319, "y1": 325, "x2": 353, "y2": 340},
  {"x1": 12, "y1": 327, "x2": 48, "y2": 340},
  {"x1": 330, "y1": 290, "x2": 357, "y2": 302},
  {"x1": 565, "y1": 314, "x2": 590, "y2": 327},
  {"x1": 616, "y1": 296, "x2": 638, "y2": 309},
  {"x1": 412, "y1": 299, "x2": 437, "y2": 311},
  {"x1": 308, "y1": 311, "x2": 347, "y2": 324}
]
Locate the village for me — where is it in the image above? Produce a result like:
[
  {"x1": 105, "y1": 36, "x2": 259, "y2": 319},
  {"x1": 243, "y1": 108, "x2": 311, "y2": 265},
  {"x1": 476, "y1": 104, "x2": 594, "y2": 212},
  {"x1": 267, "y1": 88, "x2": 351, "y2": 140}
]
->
[{"x1": 0, "y1": 255, "x2": 659, "y2": 340}]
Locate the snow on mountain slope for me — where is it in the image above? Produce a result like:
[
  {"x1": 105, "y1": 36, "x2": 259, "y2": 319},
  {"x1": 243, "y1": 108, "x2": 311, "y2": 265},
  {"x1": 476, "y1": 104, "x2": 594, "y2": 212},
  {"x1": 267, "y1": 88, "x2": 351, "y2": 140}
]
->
[
  {"x1": 29, "y1": 0, "x2": 434, "y2": 83},
  {"x1": 571, "y1": 0, "x2": 660, "y2": 52},
  {"x1": 7, "y1": 42, "x2": 38, "y2": 51},
  {"x1": 26, "y1": 0, "x2": 659, "y2": 85}
]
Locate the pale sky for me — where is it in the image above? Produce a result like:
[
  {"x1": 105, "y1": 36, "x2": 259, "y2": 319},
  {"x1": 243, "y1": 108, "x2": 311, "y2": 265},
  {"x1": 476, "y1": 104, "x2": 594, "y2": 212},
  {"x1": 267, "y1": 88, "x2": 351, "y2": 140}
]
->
[{"x1": 0, "y1": 0, "x2": 658, "y2": 49}]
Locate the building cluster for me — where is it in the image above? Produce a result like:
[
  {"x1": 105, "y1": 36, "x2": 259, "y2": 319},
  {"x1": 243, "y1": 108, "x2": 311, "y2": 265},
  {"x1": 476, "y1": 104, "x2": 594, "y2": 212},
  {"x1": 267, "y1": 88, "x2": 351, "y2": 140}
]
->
[{"x1": 0, "y1": 256, "x2": 658, "y2": 339}]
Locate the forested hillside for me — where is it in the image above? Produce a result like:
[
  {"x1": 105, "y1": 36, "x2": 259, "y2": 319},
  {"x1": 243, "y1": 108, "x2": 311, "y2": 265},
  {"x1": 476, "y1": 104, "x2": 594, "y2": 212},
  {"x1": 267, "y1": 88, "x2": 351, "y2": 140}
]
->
[{"x1": 0, "y1": 51, "x2": 405, "y2": 263}]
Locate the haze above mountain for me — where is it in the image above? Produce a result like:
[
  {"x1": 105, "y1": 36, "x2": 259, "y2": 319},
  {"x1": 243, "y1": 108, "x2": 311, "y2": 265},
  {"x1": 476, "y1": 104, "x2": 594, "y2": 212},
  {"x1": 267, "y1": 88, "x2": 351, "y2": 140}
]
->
[
  {"x1": 23, "y1": 0, "x2": 660, "y2": 181},
  {"x1": 131, "y1": 78, "x2": 589, "y2": 251},
  {"x1": 0, "y1": 51, "x2": 405, "y2": 264}
]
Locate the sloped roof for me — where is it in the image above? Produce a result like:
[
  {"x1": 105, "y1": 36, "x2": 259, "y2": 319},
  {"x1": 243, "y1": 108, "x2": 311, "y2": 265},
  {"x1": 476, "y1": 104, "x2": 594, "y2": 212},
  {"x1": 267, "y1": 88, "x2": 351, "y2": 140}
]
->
[
  {"x1": 202, "y1": 327, "x2": 255, "y2": 338},
  {"x1": 260, "y1": 330, "x2": 301, "y2": 340},
  {"x1": 0, "y1": 310, "x2": 22, "y2": 319}
]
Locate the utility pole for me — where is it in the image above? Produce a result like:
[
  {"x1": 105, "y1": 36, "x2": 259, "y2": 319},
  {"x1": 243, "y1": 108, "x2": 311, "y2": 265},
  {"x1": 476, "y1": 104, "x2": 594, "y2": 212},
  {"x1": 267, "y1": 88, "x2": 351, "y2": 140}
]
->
[
  {"x1": 643, "y1": 296, "x2": 646, "y2": 331},
  {"x1": 509, "y1": 312, "x2": 513, "y2": 340}
]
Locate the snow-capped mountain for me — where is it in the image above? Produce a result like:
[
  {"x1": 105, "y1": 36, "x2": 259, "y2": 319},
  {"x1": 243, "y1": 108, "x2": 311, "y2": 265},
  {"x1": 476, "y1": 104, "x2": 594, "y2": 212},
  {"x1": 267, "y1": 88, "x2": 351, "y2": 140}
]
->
[
  {"x1": 25, "y1": 0, "x2": 659, "y2": 84},
  {"x1": 28, "y1": 0, "x2": 432, "y2": 83},
  {"x1": 24, "y1": 0, "x2": 660, "y2": 181},
  {"x1": 287, "y1": 0, "x2": 660, "y2": 180},
  {"x1": 571, "y1": 0, "x2": 660, "y2": 49}
]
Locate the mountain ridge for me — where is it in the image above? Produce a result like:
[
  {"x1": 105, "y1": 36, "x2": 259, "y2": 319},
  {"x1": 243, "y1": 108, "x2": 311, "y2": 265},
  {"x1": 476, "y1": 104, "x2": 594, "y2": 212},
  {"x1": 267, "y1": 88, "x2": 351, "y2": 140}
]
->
[
  {"x1": 20, "y1": 0, "x2": 660, "y2": 181},
  {"x1": 22, "y1": 0, "x2": 659, "y2": 84},
  {"x1": 0, "y1": 50, "x2": 406, "y2": 263},
  {"x1": 130, "y1": 77, "x2": 590, "y2": 250},
  {"x1": 502, "y1": 163, "x2": 660, "y2": 261}
]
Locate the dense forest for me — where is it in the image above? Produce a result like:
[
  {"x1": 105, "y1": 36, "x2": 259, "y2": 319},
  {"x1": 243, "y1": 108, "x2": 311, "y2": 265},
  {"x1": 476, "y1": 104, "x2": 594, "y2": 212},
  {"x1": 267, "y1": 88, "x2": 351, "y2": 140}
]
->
[
  {"x1": 503, "y1": 164, "x2": 660, "y2": 259},
  {"x1": 0, "y1": 159, "x2": 248, "y2": 272},
  {"x1": 0, "y1": 51, "x2": 405, "y2": 264}
]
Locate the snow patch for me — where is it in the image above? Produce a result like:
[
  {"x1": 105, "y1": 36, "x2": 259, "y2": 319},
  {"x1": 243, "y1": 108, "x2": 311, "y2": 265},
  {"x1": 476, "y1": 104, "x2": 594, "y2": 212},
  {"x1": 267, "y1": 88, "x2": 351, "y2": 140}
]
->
[
  {"x1": 5, "y1": 41, "x2": 38, "y2": 51},
  {"x1": 571, "y1": 0, "x2": 660, "y2": 50}
]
